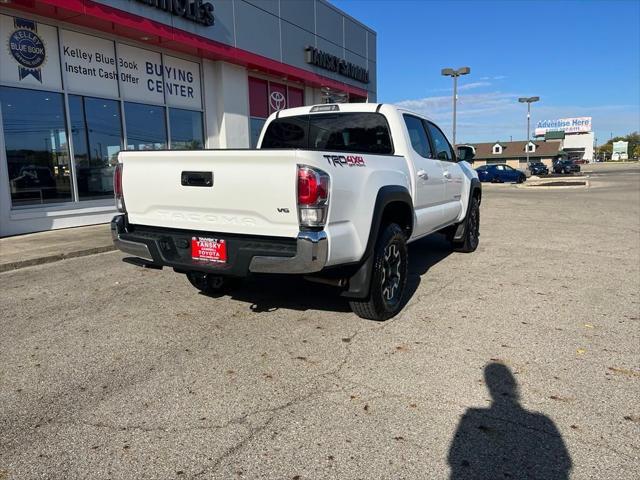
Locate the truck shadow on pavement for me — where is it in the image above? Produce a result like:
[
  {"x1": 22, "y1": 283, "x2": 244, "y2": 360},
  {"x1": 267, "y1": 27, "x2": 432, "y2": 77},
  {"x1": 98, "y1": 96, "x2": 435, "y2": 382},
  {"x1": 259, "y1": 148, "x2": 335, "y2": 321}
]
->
[
  {"x1": 200, "y1": 234, "x2": 453, "y2": 315},
  {"x1": 448, "y1": 362, "x2": 572, "y2": 480}
]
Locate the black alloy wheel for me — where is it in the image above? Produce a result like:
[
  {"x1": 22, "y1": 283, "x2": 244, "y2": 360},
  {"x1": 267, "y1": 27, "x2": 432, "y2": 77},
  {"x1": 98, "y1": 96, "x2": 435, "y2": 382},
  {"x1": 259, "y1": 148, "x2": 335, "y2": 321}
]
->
[
  {"x1": 349, "y1": 223, "x2": 408, "y2": 321},
  {"x1": 381, "y1": 242, "x2": 403, "y2": 308},
  {"x1": 453, "y1": 196, "x2": 480, "y2": 253}
]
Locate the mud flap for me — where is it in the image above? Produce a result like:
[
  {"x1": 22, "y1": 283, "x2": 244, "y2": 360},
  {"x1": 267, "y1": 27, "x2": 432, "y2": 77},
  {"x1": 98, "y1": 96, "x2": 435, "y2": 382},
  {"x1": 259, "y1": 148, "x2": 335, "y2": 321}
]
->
[{"x1": 341, "y1": 254, "x2": 374, "y2": 299}]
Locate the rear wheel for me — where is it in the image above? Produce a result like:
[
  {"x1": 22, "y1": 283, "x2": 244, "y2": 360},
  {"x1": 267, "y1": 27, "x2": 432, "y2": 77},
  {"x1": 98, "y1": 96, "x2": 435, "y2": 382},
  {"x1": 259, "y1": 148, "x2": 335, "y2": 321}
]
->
[
  {"x1": 453, "y1": 196, "x2": 480, "y2": 253},
  {"x1": 186, "y1": 271, "x2": 240, "y2": 295},
  {"x1": 349, "y1": 223, "x2": 408, "y2": 321}
]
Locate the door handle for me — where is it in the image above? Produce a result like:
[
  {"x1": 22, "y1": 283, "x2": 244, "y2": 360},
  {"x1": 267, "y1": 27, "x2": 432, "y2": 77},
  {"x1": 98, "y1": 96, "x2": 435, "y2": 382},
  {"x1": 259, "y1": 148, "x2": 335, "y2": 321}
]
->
[
  {"x1": 443, "y1": 171, "x2": 452, "y2": 179},
  {"x1": 181, "y1": 171, "x2": 213, "y2": 187},
  {"x1": 417, "y1": 170, "x2": 429, "y2": 180}
]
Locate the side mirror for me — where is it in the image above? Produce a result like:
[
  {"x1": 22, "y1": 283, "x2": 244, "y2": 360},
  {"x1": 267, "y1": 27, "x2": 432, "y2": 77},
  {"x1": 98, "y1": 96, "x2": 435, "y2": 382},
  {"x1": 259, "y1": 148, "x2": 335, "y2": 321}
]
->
[{"x1": 456, "y1": 145, "x2": 475, "y2": 162}]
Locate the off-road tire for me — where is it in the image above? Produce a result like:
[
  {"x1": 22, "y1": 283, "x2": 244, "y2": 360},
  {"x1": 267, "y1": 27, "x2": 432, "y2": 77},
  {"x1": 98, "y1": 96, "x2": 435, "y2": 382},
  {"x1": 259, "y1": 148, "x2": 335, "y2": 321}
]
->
[
  {"x1": 349, "y1": 223, "x2": 408, "y2": 321},
  {"x1": 453, "y1": 196, "x2": 480, "y2": 253}
]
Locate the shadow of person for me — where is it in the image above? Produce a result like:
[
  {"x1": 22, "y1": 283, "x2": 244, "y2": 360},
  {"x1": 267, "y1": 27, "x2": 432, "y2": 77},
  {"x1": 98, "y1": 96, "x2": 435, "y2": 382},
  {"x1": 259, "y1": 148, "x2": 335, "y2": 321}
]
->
[{"x1": 448, "y1": 363, "x2": 572, "y2": 480}]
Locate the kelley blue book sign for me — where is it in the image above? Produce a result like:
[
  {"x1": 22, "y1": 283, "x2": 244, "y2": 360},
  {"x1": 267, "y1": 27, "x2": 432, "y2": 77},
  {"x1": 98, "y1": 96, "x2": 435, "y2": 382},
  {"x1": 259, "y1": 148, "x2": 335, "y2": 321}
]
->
[
  {"x1": 60, "y1": 30, "x2": 202, "y2": 110},
  {"x1": 0, "y1": 14, "x2": 201, "y2": 111},
  {"x1": 0, "y1": 14, "x2": 62, "y2": 90}
]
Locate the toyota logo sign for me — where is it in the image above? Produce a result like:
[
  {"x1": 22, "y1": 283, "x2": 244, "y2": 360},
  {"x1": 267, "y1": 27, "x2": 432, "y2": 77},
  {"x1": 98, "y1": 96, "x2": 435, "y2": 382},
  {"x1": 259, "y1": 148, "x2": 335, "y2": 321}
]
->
[{"x1": 269, "y1": 91, "x2": 286, "y2": 111}]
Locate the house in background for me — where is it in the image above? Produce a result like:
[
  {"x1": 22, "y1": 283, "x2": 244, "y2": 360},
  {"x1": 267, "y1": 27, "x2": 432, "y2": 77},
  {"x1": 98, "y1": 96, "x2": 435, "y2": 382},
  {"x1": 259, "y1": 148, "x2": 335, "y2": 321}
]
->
[{"x1": 461, "y1": 140, "x2": 565, "y2": 169}]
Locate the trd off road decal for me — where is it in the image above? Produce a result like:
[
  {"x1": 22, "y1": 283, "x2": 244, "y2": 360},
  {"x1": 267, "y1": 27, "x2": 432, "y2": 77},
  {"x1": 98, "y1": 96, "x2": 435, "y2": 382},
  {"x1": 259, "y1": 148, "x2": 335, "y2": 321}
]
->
[{"x1": 324, "y1": 155, "x2": 366, "y2": 167}]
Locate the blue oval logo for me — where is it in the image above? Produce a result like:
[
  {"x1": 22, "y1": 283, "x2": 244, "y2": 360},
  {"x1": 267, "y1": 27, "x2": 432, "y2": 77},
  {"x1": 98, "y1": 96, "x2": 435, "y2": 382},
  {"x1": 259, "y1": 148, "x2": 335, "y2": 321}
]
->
[{"x1": 9, "y1": 29, "x2": 45, "y2": 69}]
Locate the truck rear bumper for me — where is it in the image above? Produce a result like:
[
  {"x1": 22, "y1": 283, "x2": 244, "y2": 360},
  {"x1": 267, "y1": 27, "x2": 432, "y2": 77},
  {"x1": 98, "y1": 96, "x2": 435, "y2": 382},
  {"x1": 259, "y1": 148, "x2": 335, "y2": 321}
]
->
[{"x1": 111, "y1": 215, "x2": 327, "y2": 276}]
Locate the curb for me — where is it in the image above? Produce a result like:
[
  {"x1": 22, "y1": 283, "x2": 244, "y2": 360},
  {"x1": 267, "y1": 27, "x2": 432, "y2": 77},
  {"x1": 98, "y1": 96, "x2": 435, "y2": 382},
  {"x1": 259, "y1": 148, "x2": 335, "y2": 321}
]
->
[
  {"x1": 0, "y1": 245, "x2": 116, "y2": 273},
  {"x1": 517, "y1": 180, "x2": 590, "y2": 189}
]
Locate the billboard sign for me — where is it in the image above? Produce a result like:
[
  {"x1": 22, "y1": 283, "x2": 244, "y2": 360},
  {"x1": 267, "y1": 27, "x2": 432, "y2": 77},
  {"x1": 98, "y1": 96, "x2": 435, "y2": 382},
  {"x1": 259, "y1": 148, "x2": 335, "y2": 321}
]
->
[{"x1": 535, "y1": 117, "x2": 592, "y2": 136}]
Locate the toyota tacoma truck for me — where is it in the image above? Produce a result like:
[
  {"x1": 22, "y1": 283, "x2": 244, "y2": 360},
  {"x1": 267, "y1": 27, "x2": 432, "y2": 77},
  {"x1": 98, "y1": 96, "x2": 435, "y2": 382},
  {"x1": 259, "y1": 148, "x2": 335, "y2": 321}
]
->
[{"x1": 111, "y1": 103, "x2": 481, "y2": 320}]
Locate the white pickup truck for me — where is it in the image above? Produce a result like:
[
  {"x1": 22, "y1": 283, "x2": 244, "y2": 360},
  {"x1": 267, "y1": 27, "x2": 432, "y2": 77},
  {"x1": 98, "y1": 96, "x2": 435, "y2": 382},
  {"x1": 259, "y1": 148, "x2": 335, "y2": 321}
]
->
[{"x1": 111, "y1": 103, "x2": 481, "y2": 320}]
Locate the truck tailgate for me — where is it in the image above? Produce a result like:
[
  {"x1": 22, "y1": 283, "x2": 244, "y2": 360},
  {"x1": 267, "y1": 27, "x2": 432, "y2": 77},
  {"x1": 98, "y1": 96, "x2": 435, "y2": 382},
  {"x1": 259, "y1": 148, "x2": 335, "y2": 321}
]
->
[{"x1": 120, "y1": 150, "x2": 300, "y2": 237}]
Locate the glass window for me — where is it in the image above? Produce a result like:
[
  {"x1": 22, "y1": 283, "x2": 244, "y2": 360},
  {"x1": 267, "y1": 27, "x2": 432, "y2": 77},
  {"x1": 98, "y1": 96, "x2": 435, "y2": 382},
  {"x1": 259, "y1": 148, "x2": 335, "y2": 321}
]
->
[
  {"x1": 288, "y1": 87, "x2": 304, "y2": 108},
  {"x1": 124, "y1": 102, "x2": 167, "y2": 150},
  {"x1": 169, "y1": 108, "x2": 204, "y2": 149},
  {"x1": 0, "y1": 87, "x2": 72, "y2": 206},
  {"x1": 425, "y1": 121, "x2": 454, "y2": 162},
  {"x1": 262, "y1": 113, "x2": 393, "y2": 154},
  {"x1": 250, "y1": 117, "x2": 267, "y2": 148},
  {"x1": 403, "y1": 114, "x2": 432, "y2": 158},
  {"x1": 69, "y1": 96, "x2": 122, "y2": 200},
  {"x1": 249, "y1": 77, "x2": 269, "y2": 118}
]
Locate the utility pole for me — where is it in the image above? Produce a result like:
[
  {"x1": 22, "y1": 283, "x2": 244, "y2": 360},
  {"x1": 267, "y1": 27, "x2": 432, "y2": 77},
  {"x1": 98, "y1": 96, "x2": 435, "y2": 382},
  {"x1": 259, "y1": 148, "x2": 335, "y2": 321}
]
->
[{"x1": 441, "y1": 67, "x2": 471, "y2": 146}]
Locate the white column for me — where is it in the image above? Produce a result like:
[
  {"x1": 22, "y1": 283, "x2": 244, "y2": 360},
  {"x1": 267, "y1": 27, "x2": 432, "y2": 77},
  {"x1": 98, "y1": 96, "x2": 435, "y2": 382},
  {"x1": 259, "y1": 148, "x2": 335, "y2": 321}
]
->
[
  {"x1": 304, "y1": 86, "x2": 316, "y2": 106},
  {"x1": 201, "y1": 59, "x2": 220, "y2": 148},
  {"x1": 205, "y1": 61, "x2": 250, "y2": 149}
]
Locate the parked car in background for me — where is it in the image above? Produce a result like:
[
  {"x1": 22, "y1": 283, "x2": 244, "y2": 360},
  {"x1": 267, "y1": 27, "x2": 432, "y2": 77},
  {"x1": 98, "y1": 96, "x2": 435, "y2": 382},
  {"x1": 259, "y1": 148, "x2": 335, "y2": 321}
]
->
[
  {"x1": 553, "y1": 159, "x2": 581, "y2": 174},
  {"x1": 528, "y1": 161, "x2": 549, "y2": 176},
  {"x1": 476, "y1": 164, "x2": 526, "y2": 183}
]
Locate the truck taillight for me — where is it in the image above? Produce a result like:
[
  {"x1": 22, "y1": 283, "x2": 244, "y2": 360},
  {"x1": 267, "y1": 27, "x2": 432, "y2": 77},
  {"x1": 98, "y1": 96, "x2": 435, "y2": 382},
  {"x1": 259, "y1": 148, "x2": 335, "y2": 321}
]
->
[
  {"x1": 297, "y1": 165, "x2": 329, "y2": 228},
  {"x1": 114, "y1": 163, "x2": 125, "y2": 212}
]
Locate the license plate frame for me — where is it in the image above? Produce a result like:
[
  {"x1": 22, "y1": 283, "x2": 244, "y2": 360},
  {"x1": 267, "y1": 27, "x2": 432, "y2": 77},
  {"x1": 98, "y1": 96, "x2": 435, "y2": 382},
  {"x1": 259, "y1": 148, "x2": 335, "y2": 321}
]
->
[{"x1": 191, "y1": 237, "x2": 227, "y2": 264}]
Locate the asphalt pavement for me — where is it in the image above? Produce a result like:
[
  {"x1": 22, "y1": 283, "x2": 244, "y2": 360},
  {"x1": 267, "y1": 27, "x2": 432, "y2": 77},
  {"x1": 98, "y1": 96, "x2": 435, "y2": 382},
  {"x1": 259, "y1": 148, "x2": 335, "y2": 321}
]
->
[{"x1": 1, "y1": 164, "x2": 638, "y2": 479}]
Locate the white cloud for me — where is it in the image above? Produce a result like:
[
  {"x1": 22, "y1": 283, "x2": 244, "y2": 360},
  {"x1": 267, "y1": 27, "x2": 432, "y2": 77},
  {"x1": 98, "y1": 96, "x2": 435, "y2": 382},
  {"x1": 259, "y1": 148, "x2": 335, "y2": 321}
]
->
[
  {"x1": 394, "y1": 91, "x2": 639, "y2": 143},
  {"x1": 457, "y1": 81, "x2": 492, "y2": 91}
]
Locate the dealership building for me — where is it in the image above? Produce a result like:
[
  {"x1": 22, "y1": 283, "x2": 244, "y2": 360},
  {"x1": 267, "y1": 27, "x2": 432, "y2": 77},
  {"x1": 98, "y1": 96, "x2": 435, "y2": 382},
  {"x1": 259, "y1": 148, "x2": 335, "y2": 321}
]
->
[{"x1": 0, "y1": 0, "x2": 376, "y2": 237}]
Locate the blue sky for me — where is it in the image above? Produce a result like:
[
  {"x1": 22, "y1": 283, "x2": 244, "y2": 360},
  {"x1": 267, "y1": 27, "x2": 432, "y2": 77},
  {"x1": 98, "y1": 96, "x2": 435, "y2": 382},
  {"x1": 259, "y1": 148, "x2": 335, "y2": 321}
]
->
[{"x1": 333, "y1": 0, "x2": 640, "y2": 144}]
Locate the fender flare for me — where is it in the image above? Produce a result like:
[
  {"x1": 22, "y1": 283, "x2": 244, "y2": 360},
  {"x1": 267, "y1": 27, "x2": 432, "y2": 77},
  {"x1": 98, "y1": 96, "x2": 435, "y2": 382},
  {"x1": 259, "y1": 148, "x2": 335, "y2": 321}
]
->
[{"x1": 342, "y1": 185, "x2": 413, "y2": 299}]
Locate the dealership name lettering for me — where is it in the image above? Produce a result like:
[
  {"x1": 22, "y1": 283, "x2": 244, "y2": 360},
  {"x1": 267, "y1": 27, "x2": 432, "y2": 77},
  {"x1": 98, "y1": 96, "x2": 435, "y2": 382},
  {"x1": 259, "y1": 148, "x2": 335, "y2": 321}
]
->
[
  {"x1": 135, "y1": 0, "x2": 214, "y2": 26},
  {"x1": 304, "y1": 46, "x2": 369, "y2": 84}
]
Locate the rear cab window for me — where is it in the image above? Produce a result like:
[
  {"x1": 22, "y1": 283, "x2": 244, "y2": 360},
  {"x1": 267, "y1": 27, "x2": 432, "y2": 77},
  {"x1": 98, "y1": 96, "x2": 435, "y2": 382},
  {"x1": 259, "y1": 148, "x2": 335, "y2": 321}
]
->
[{"x1": 261, "y1": 112, "x2": 393, "y2": 155}]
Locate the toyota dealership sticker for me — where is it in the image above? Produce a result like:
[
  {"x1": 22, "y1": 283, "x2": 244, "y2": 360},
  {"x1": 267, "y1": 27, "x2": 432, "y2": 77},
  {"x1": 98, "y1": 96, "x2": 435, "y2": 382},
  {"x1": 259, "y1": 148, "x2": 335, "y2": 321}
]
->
[{"x1": 7, "y1": 17, "x2": 46, "y2": 82}]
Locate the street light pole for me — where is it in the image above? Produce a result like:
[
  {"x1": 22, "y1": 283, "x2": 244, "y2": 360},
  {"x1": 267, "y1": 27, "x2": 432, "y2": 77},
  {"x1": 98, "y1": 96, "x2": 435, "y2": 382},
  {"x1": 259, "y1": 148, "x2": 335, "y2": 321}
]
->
[
  {"x1": 441, "y1": 66, "x2": 471, "y2": 146},
  {"x1": 526, "y1": 102, "x2": 531, "y2": 164},
  {"x1": 453, "y1": 74, "x2": 458, "y2": 147},
  {"x1": 518, "y1": 96, "x2": 540, "y2": 165}
]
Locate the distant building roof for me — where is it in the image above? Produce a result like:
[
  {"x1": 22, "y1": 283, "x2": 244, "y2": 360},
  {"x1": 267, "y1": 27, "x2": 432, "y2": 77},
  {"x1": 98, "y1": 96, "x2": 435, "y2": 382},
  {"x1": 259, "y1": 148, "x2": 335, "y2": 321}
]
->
[{"x1": 459, "y1": 140, "x2": 563, "y2": 160}]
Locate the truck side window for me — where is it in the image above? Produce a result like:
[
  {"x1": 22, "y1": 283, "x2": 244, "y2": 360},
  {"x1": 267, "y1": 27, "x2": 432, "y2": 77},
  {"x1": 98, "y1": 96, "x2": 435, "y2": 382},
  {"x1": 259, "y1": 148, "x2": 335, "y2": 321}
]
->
[
  {"x1": 425, "y1": 121, "x2": 454, "y2": 162},
  {"x1": 403, "y1": 114, "x2": 432, "y2": 158}
]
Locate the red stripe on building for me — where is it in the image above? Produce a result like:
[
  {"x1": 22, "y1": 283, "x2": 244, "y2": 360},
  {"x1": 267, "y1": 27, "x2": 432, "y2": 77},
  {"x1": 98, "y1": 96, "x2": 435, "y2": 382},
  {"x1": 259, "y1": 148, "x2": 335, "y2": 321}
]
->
[{"x1": 5, "y1": 0, "x2": 369, "y2": 99}]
